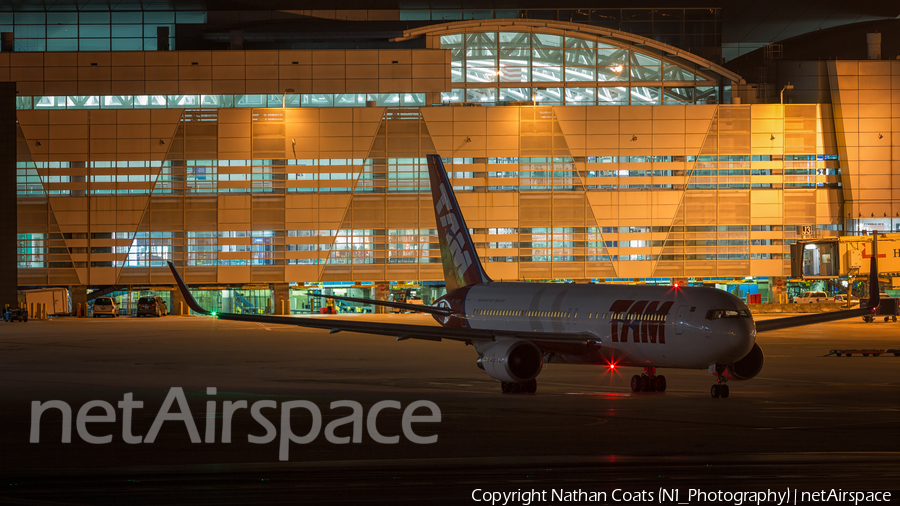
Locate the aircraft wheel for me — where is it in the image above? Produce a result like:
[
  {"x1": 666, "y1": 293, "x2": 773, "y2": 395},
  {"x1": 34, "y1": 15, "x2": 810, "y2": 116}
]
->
[
  {"x1": 501, "y1": 382, "x2": 511, "y2": 394},
  {"x1": 719, "y1": 385, "x2": 730, "y2": 398},
  {"x1": 657, "y1": 375, "x2": 666, "y2": 392},
  {"x1": 630, "y1": 375, "x2": 641, "y2": 392},
  {"x1": 710, "y1": 385, "x2": 720, "y2": 398},
  {"x1": 525, "y1": 379, "x2": 537, "y2": 394}
]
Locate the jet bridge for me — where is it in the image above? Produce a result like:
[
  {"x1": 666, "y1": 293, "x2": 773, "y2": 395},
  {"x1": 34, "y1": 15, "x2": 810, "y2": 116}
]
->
[{"x1": 792, "y1": 233, "x2": 900, "y2": 281}]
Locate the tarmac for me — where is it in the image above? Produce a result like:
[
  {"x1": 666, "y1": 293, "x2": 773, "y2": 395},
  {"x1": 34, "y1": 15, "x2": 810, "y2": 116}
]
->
[{"x1": 0, "y1": 313, "x2": 897, "y2": 505}]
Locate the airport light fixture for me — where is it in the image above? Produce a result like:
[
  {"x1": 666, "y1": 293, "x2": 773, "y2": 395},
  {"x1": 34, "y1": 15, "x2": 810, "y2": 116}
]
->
[{"x1": 780, "y1": 82, "x2": 794, "y2": 104}]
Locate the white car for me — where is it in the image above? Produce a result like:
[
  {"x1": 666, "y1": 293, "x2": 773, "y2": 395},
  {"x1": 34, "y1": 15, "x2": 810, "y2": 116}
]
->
[
  {"x1": 793, "y1": 291, "x2": 831, "y2": 304},
  {"x1": 92, "y1": 297, "x2": 119, "y2": 317},
  {"x1": 833, "y1": 294, "x2": 860, "y2": 306}
]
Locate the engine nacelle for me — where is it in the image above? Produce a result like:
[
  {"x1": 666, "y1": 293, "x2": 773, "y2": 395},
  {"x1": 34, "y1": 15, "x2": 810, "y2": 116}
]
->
[
  {"x1": 722, "y1": 343, "x2": 765, "y2": 381},
  {"x1": 476, "y1": 339, "x2": 543, "y2": 383}
]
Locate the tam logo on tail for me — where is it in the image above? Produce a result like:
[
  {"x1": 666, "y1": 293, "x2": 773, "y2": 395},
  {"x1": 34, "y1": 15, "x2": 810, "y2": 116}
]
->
[
  {"x1": 427, "y1": 155, "x2": 491, "y2": 292},
  {"x1": 435, "y1": 183, "x2": 474, "y2": 280}
]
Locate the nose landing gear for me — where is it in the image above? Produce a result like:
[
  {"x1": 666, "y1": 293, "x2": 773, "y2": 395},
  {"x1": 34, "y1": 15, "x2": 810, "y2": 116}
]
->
[
  {"x1": 630, "y1": 367, "x2": 666, "y2": 393},
  {"x1": 710, "y1": 366, "x2": 729, "y2": 398}
]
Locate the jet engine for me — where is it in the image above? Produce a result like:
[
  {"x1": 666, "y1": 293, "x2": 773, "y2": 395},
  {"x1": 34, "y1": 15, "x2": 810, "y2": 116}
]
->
[
  {"x1": 476, "y1": 339, "x2": 543, "y2": 383},
  {"x1": 722, "y1": 343, "x2": 765, "y2": 381}
]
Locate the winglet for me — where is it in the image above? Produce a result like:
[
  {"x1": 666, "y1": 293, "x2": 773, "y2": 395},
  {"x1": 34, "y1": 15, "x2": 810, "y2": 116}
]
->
[
  {"x1": 166, "y1": 261, "x2": 213, "y2": 315},
  {"x1": 866, "y1": 232, "x2": 880, "y2": 311},
  {"x1": 426, "y1": 154, "x2": 491, "y2": 292}
]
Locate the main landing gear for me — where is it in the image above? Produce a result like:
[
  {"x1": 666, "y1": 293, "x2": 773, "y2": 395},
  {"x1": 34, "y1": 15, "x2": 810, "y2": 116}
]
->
[
  {"x1": 501, "y1": 379, "x2": 537, "y2": 394},
  {"x1": 710, "y1": 366, "x2": 729, "y2": 398},
  {"x1": 630, "y1": 367, "x2": 666, "y2": 393}
]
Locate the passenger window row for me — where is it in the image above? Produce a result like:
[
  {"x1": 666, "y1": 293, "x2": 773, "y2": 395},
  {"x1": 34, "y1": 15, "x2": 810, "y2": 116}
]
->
[
  {"x1": 472, "y1": 309, "x2": 668, "y2": 322},
  {"x1": 590, "y1": 312, "x2": 668, "y2": 321},
  {"x1": 474, "y1": 309, "x2": 575, "y2": 318}
]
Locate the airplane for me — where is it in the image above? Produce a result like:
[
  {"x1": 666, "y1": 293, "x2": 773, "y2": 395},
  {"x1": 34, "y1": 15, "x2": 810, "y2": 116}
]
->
[{"x1": 168, "y1": 154, "x2": 882, "y2": 398}]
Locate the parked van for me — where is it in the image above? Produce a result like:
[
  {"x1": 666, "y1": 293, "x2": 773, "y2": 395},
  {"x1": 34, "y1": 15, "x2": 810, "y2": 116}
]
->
[{"x1": 792, "y1": 291, "x2": 831, "y2": 303}]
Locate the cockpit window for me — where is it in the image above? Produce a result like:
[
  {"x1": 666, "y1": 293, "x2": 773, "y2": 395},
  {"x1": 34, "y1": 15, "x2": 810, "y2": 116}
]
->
[{"x1": 705, "y1": 309, "x2": 751, "y2": 320}]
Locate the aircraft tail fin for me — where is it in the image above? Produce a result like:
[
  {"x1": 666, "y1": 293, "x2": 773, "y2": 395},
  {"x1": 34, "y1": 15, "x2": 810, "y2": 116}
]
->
[
  {"x1": 426, "y1": 154, "x2": 491, "y2": 292},
  {"x1": 167, "y1": 261, "x2": 213, "y2": 315},
  {"x1": 866, "y1": 232, "x2": 880, "y2": 311}
]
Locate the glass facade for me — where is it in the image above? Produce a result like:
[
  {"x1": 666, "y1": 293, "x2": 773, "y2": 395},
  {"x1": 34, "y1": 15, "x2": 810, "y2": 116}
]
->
[
  {"x1": 18, "y1": 155, "x2": 843, "y2": 198},
  {"x1": 15, "y1": 103, "x2": 844, "y2": 284},
  {"x1": 0, "y1": 11, "x2": 206, "y2": 51},
  {"x1": 5, "y1": 16, "x2": 865, "y2": 292},
  {"x1": 17, "y1": 94, "x2": 426, "y2": 111},
  {"x1": 438, "y1": 31, "x2": 717, "y2": 106}
]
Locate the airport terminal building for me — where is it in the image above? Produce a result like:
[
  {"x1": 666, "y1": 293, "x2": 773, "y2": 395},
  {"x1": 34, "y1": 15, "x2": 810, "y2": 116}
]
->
[{"x1": 6, "y1": 4, "x2": 900, "y2": 313}]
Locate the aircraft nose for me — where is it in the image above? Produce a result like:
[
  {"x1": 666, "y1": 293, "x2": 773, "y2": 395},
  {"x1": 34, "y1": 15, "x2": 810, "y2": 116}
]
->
[{"x1": 731, "y1": 318, "x2": 756, "y2": 358}]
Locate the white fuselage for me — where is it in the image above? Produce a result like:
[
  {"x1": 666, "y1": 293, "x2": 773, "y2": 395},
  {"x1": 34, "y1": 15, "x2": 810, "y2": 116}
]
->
[{"x1": 458, "y1": 283, "x2": 756, "y2": 370}]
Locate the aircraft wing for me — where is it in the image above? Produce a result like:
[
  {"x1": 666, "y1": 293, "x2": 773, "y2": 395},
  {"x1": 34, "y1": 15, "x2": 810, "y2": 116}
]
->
[
  {"x1": 755, "y1": 306, "x2": 874, "y2": 333},
  {"x1": 216, "y1": 312, "x2": 598, "y2": 344},
  {"x1": 167, "y1": 261, "x2": 595, "y2": 345},
  {"x1": 306, "y1": 292, "x2": 453, "y2": 317}
]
